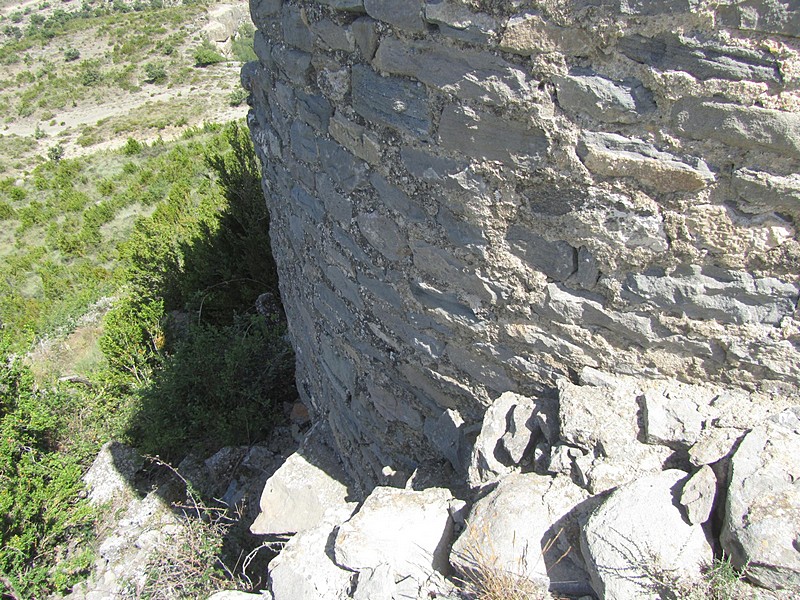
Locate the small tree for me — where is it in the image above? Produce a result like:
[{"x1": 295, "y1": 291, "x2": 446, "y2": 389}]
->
[
  {"x1": 143, "y1": 62, "x2": 167, "y2": 84},
  {"x1": 47, "y1": 143, "x2": 64, "y2": 162},
  {"x1": 193, "y1": 41, "x2": 226, "y2": 67}
]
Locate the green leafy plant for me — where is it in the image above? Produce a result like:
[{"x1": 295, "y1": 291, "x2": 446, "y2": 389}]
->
[
  {"x1": 143, "y1": 61, "x2": 167, "y2": 84},
  {"x1": 64, "y1": 47, "x2": 80, "y2": 61},
  {"x1": 193, "y1": 40, "x2": 226, "y2": 67}
]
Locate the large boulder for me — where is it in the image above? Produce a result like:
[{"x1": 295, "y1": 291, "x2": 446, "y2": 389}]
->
[
  {"x1": 451, "y1": 472, "x2": 594, "y2": 596},
  {"x1": 581, "y1": 469, "x2": 713, "y2": 599},
  {"x1": 721, "y1": 407, "x2": 800, "y2": 590},
  {"x1": 250, "y1": 426, "x2": 358, "y2": 536},
  {"x1": 334, "y1": 487, "x2": 455, "y2": 585},
  {"x1": 268, "y1": 521, "x2": 354, "y2": 600}
]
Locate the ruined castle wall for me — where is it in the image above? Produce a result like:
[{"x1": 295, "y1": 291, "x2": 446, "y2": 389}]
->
[{"x1": 242, "y1": 0, "x2": 800, "y2": 489}]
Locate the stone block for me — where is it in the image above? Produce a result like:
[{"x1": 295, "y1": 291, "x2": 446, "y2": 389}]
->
[
  {"x1": 672, "y1": 98, "x2": 800, "y2": 158},
  {"x1": 439, "y1": 104, "x2": 548, "y2": 168},
  {"x1": 329, "y1": 112, "x2": 382, "y2": 165},
  {"x1": 423, "y1": 1, "x2": 497, "y2": 44},
  {"x1": 731, "y1": 168, "x2": 800, "y2": 215},
  {"x1": 357, "y1": 211, "x2": 410, "y2": 261},
  {"x1": 309, "y1": 0, "x2": 365, "y2": 11},
  {"x1": 272, "y1": 45, "x2": 313, "y2": 84},
  {"x1": 553, "y1": 70, "x2": 654, "y2": 124},
  {"x1": 311, "y1": 19, "x2": 355, "y2": 52},
  {"x1": 506, "y1": 225, "x2": 577, "y2": 281},
  {"x1": 364, "y1": 0, "x2": 425, "y2": 32},
  {"x1": 318, "y1": 139, "x2": 369, "y2": 194},
  {"x1": 618, "y1": 33, "x2": 780, "y2": 83},
  {"x1": 370, "y1": 173, "x2": 426, "y2": 221},
  {"x1": 352, "y1": 65, "x2": 431, "y2": 137},
  {"x1": 400, "y1": 147, "x2": 467, "y2": 189},
  {"x1": 717, "y1": 0, "x2": 800, "y2": 38},
  {"x1": 289, "y1": 120, "x2": 318, "y2": 163},
  {"x1": 291, "y1": 184, "x2": 324, "y2": 223},
  {"x1": 436, "y1": 207, "x2": 487, "y2": 249},
  {"x1": 621, "y1": 264, "x2": 799, "y2": 325},
  {"x1": 577, "y1": 131, "x2": 714, "y2": 192},
  {"x1": 251, "y1": 0, "x2": 283, "y2": 30},
  {"x1": 352, "y1": 16, "x2": 379, "y2": 59},
  {"x1": 582, "y1": 470, "x2": 713, "y2": 599},
  {"x1": 296, "y1": 90, "x2": 332, "y2": 131},
  {"x1": 680, "y1": 465, "x2": 717, "y2": 525},
  {"x1": 424, "y1": 408, "x2": 465, "y2": 472},
  {"x1": 410, "y1": 281, "x2": 478, "y2": 325},
  {"x1": 282, "y1": 4, "x2": 313, "y2": 52},
  {"x1": 316, "y1": 174, "x2": 352, "y2": 224},
  {"x1": 374, "y1": 38, "x2": 530, "y2": 106},
  {"x1": 500, "y1": 12, "x2": 591, "y2": 56}
]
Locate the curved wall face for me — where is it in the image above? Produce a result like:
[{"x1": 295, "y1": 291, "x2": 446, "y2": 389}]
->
[{"x1": 243, "y1": 0, "x2": 800, "y2": 489}]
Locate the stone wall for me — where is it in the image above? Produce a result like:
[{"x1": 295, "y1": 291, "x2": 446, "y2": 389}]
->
[{"x1": 242, "y1": 0, "x2": 800, "y2": 490}]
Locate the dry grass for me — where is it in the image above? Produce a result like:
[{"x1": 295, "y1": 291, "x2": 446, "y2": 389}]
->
[{"x1": 452, "y1": 525, "x2": 569, "y2": 600}]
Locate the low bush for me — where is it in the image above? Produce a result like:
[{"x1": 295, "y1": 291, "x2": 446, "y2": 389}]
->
[{"x1": 193, "y1": 40, "x2": 226, "y2": 67}]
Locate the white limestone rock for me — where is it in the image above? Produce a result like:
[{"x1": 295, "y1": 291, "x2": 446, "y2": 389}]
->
[
  {"x1": 581, "y1": 470, "x2": 713, "y2": 600},
  {"x1": 680, "y1": 465, "x2": 717, "y2": 525},
  {"x1": 468, "y1": 391, "x2": 536, "y2": 487},
  {"x1": 451, "y1": 472, "x2": 594, "y2": 597},
  {"x1": 721, "y1": 407, "x2": 800, "y2": 590},
  {"x1": 250, "y1": 426, "x2": 357, "y2": 536},
  {"x1": 83, "y1": 441, "x2": 143, "y2": 506},
  {"x1": 268, "y1": 521, "x2": 354, "y2": 600},
  {"x1": 335, "y1": 486, "x2": 454, "y2": 585}
]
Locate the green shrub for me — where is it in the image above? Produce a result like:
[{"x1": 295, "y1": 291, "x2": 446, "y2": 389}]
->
[
  {"x1": 227, "y1": 87, "x2": 248, "y2": 106},
  {"x1": 0, "y1": 352, "x2": 95, "y2": 598},
  {"x1": 64, "y1": 47, "x2": 80, "y2": 61},
  {"x1": 193, "y1": 40, "x2": 226, "y2": 67},
  {"x1": 47, "y1": 143, "x2": 64, "y2": 161},
  {"x1": 231, "y1": 23, "x2": 257, "y2": 63},
  {"x1": 122, "y1": 137, "x2": 143, "y2": 156},
  {"x1": 143, "y1": 61, "x2": 167, "y2": 84},
  {"x1": 0, "y1": 201, "x2": 15, "y2": 220}
]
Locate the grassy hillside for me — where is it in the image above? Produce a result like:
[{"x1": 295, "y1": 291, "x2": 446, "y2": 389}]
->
[
  {"x1": 0, "y1": 0, "x2": 254, "y2": 176},
  {"x1": 0, "y1": 2, "x2": 294, "y2": 597}
]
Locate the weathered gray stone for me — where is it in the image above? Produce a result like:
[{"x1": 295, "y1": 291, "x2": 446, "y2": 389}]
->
[
  {"x1": 370, "y1": 173, "x2": 426, "y2": 222},
  {"x1": 317, "y1": 174, "x2": 352, "y2": 225},
  {"x1": 578, "y1": 0, "x2": 699, "y2": 15},
  {"x1": 506, "y1": 226, "x2": 577, "y2": 281},
  {"x1": 688, "y1": 428, "x2": 744, "y2": 467},
  {"x1": 296, "y1": 90, "x2": 332, "y2": 131},
  {"x1": 554, "y1": 71, "x2": 654, "y2": 124},
  {"x1": 289, "y1": 121, "x2": 318, "y2": 163},
  {"x1": 84, "y1": 441, "x2": 143, "y2": 506},
  {"x1": 364, "y1": 0, "x2": 425, "y2": 32},
  {"x1": 251, "y1": 0, "x2": 283, "y2": 30},
  {"x1": 451, "y1": 472, "x2": 593, "y2": 596},
  {"x1": 311, "y1": 19, "x2": 355, "y2": 52},
  {"x1": 329, "y1": 112, "x2": 382, "y2": 165},
  {"x1": 500, "y1": 402, "x2": 537, "y2": 464},
  {"x1": 718, "y1": 0, "x2": 800, "y2": 38},
  {"x1": 619, "y1": 33, "x2": 780, "y2": 83},
  {"x1": 439, "y1": 104, "x2": 548, "y2": 168},
  {"x1": 500, "y1": 11, "x2": 591, "y2": 56},
  {"x1": 582, "y1": 470, "x2": 713, "y2": 600},
  {"x1": 271, "y1": 45, "x2": 313, "y2": 84},
  {"x1": 557, "y1": 378, "x2": 639, "y2": 459},
  {"x1": 318, "y1": 139, "x2": 369, "y2": 194},
  {"x1": 468, "y1": 392, "x2": 533, "y2": 486},
  {"x1": 642, "y1": 388, "x2": 704, "y2": 449},
  {"x1": 410, "y1": 281, "x2": 478, "y2": 326},
  {"x1": 309, "y1": 0, "x2": 365, "y2": 12},
  {"x1": 352, "y1": 563, "x2": 396, "y2": 600},
  {"x1": 357, "y1": 211, "x2": 409, "y2": 261},
  {"x1": 207, "y1": 592, "x2": 268, "y2": 600},
  {"x1": 621, "y1": 264, "x2": 799, "y2": 326},
  {"x1": 680, "y1": 465, "x2": 717, "y2": 525},
  {"x1": 352, "y1": 65, "x2": 431, "y2": 137},
  {"x1": 268, "y1": 521, "x2": 353, "y2": 600},
  {"x1": 424, "y1": 409, "x2": 466, "y2": 472},
  {"x1": 282, "y1": 4, "x2": 313, "y2": 52},
  {"x1": 731, "y1": 168, "x2": 800, "y2": 215},
  {"x1": 352, "y1": 16, "x2": 379, "y2": 59},
  {"x1": 672, "y1": 99, "x2": 800, "y2": 158},
  {"x1": 578, "y1": 131, "x2": 714, "y2": 192},
  {"x1": 375, "y1": 38, "x2": 530, "y2": 106},
  {"x1": 335, "y1": 487, "x2": 454, "y2": 581},
  {"x1": 423, "y1": 1, "x2": 497, "y2": 44},
  {"x1": 250, "y1": 426, "x2": 357, "y2": 535},
  {"x1": 721, "y1": 407, "x2": 800, "y2": 590}
]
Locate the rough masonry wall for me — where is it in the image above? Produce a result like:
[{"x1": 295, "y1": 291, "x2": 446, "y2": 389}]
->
[{"x1": 242, "y1": 0, "x2": 800, "y2": 490}]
